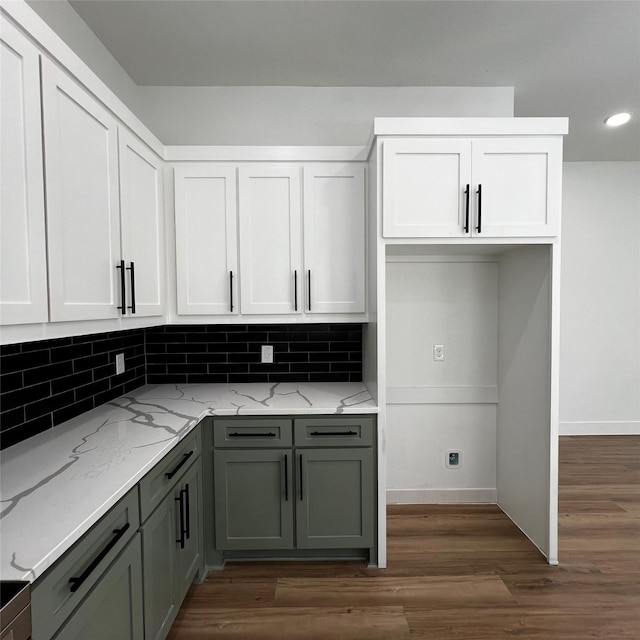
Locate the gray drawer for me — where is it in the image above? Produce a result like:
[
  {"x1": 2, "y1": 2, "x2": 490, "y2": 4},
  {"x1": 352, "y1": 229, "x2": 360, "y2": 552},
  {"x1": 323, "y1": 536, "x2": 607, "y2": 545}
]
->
[
  {"x1": 30, "y1": 488, "x2": 139, "y2": 640},
  {"x1": 213, "y1": 418, "x2": 292, "y2": 448},
  {"x1": 294, "y1": 416, "x2": 375, "y2": 447},
  {"x1": 139, "y1": 427, "x2": 201, "y2": 522}
]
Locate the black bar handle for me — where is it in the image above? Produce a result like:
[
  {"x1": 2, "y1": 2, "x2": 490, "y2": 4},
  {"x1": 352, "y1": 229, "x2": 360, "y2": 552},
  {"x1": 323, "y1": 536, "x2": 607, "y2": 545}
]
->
[
  {"x1": 126, "y1": 261, "x2": 136, "y2": 314},
  {"x1": 476, "y1": 184, "x2": 482, "y2": 233},
  {"x1": 229, "y1": 271, "x2": 234, "y2": 312},
  {"x1": 228, "y1": 432, "x2": 277, "y2": 438},
  {"x1": 165, "y1": 451, "x2": 194, "y2": 480},
  {"x1": 116, "y1": 260, "x2": 126, "y2": 313},
  {"x1": 299, "y1": 454, "x2": 303, "y2": 501},
  {"x1": 184, "y1": 483, "x2": 191, "y2": 541},
  {"x1": 294, "y1": 270, "x2": 298, "y2": 311},
  {"x1": 464, "y1": 184, "x2": 470, "y2": 233},
  {"x1": 309, "y1": 430, "x2": 358, "y2": 437},
  {"x1": 284, "y1": 454, "x2": 289, "y2": 501},
  {"x1": 307, "y1": 270, "x2": 312, "y2": 311},
  {"x1": 175, "y1": 490, "x2": 186, "y2": 549},
  {"x1": 69, "y1": 522, "x2": 130, "y2": 592}
]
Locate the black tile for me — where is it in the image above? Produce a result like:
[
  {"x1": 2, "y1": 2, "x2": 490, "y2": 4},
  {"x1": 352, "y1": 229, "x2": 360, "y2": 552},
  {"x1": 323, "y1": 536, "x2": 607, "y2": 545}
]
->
[
  {"x1": 310, "y1": 372, "x2": 350, "y2": 382},
  {"x1": 0, "y1": 371, "x2": 23, "y2": 394},
  {"x1": 21, "y1": 337, "x2": 70, "y2": 351},
  {"x1": 51, "y1": 371, "x2": 93, "y2": 395},
  {"x1": 50, "y1": 343, "x2": 92, "y2": 363},
  {"x1": 25, "y1": 391, "x2": 75, "y2": 421},
  {"x1": 167, "y1": 342, "x2": 207, "y2": 354},
  {"x1": 241, "y1": 332, "x2": 269, "y2": 342},
  {"x1": 147, "y1": 353, "x2": 186, "y2": 364},
  {"x1": 290, "y1": 342, "x2": 329, "y2": 352},
  {"x1": 208, "y1": 343, "x2": 247, "y2": 353},
  {"x1": 186, "y1": 353, "x2": 228, "y2": 364},
  {"x1": 147, "y1": 374, "x2": 177, "y2": 384},
  {"x1": 93, "y1": 363, "x2": 116, "y2": 380},
  {"x1": 94, "y1": 386, "x2": 122, "y2": 407},
  {"x1": 52, "y1": 400, "x2": 93, "y2": 427},
  {"x1": 228, "y1": 373, "x2": 269, "y2": 383},
  {"x1": 1, "y1": 349, "x2": 50, "y2": 373},
  {"x1": 74, "y1": 353, "x2": 110, "y2": 373},
  {"x1": 329, "y1": 341, "x2": 361, "y2": 352},
  {"x1": 0, "y1": 407, "x2": 25, "y2": 430},
  {"x1": 267, "y1": 373, "x2": 309, "y2": 382},
  {"x1": 310, "y1": 351, "x2": 349, "y2": 362},
  {"x1": 291, "y1": 362, "x2": 330, "y2": 373},
  {"x1": 1, "y1": 382, "x2": 50, "y2": 412},
  {"x1": 146, "y1": 332, "x2": 182, "y2": 343},
  {"x1": 147, "y1": 364, "x2": 167, "y2": 375},
  {"x1": 92, "y1": 337, "x2": 124, "y2": 353},
  {"x1": 224, "y1": 325, "x2": 249, "y2": 332},
  {"x1": 23, "y1": 361, "x2": 73, "y2": 387},
  {"x1": 249, "y1": 363, "x2": 291, "y2": 374},
  {"x1": 331, "y1": 362, "x2": 361, "y2": 372},
  {"x1": 123, "y1": 377, "x2": 145, "y2": 394},
  {"x1": 349, "y1": 372, "x2": 363, "y2": 382},
  {"x1": 186, "y1": 374, "x2": 228, "y2": 384},
  {"x1": 0, "y1": 344, "x2": 21, "y2": 356},
  {"x1": 166, "y1": 363, "x2": 207, "y2": 375},
  {"x1": 75, "y1": 379, "x2": 111, "y2": 402},
  {"x1": 269, "y1": 331, "x2": 308, "y2": 342},
  {"x1": 277, "y1": 352, "x2": 309, "y2": 363},
  {"x1": 228, "y1": 352, "x2": 259, "y2": 363}
]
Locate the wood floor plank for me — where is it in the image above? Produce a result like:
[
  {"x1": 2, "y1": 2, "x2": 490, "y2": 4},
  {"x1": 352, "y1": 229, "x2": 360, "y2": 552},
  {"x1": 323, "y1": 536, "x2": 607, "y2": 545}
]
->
[
  {"x1": 274, "y1": 575, "x2": 513, "y2": 607},
  {"x1": 167, "y1": 606, "x2": 411, "y2": 640},
  {"x1": 169, "y1": 435, "x2": 640, "y2": 639}
]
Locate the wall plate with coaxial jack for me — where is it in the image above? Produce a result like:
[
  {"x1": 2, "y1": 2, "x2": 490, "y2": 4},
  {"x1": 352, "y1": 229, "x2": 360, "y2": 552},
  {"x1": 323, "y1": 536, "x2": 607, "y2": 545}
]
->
[{"x1": 446, "y1": 450, "x2": 461, "y2": 469}]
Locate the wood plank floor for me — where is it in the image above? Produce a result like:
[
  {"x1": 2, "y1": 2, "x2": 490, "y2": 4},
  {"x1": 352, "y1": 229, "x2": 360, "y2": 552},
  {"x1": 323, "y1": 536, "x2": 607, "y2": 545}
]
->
[{"x1": 168, "y1": 435, "x2": 640, "y2": 639}]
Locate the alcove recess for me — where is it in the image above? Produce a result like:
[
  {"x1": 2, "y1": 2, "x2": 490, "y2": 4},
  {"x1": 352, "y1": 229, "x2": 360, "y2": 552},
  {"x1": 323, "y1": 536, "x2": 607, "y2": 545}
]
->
[{"x1": 385, "y1": 242, "x2": 556, "y2": 557}]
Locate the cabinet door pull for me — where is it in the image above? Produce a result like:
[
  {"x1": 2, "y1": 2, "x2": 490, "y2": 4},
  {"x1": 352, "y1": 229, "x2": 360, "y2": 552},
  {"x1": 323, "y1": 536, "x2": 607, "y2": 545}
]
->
[
  {"x1": 464, "y1": 184, "x2": 470, "y2": 233},
  {"x1": 69, "y1": 522, "x2": 130, "y2": 592},
  {"x1": 294, "y1": 270, "x2": 298, "y2": 311},
  {"x1": 165, "y1": 450, "x2": 194, "y2": 480},
  {"x1": 126, "y1": 261, "x2": 136, "y2": 314},
  {"x1": 228, "y1": 431, "x2": 277, "y2": 438},
  {"x1": 175, "y1": 489, "x2": 186, "y2": 549},
  {"x1": 116, "y1": 260, "x2": 126, "y2": 313},
  {"x1": 184, "y1": 483, "x2": 191, "y2": 541},
  {"x1": 307, "y1": 270, "x2": 312, "y2": 311},
  {"x1": 299, "y1": 454, "x2": 304, "y2": 501},
  {"x1": 284, "y1": 454, "x2": 289, "y2": 501},
  {"x1": 476, "y1": 184, "x2": 482, "y2": 233},
  {"x1": 229, "y1": 271, "x2": 234, "y2": 312},
  {"x1": 309, "y1": 430, "x2": 358, "y2": 437}
]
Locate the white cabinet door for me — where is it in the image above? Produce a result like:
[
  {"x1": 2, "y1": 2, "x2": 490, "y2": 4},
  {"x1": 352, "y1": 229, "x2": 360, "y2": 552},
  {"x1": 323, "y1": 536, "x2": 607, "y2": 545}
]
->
[
  {"x1": 0, "y1": 18, "x2": 48, "y2": 325},
  {"x1": 118, "y1": 127, "x2": 165, "y2": 317},
  {"x1": 303, "y1": 164, "x2": 366, "y2": 314},
  {"x1": 382, "y1": 139, "x2": 472, "y2": 238},
  {"x1": 174, "y1": 164, "x2": 238, "y2": 315},
  {"x1": 238, "y1": 165, "x2": 302, "y2": 315},
  {"x1": 42, "y1": 59, "x2": 122, "y2": 321},
  {"x1": 471, "y1": 138, "x2": 562, "y2": 237}
]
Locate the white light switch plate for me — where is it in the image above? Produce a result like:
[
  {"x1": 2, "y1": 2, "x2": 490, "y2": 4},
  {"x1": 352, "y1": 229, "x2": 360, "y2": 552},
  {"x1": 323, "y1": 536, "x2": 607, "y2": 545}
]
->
[
  {"x1": 261, "y1": 345, "x2": 274, "y2": 364},
  {"x1": 116, "y1": 353, "x2": 125, "y2": 374}
]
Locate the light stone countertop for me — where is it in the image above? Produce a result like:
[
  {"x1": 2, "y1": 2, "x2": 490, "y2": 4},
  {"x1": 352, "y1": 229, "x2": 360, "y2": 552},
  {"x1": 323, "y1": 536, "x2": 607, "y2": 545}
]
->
[{"x1": 0, "y1": 382, "x2": 377, "y2": 582}]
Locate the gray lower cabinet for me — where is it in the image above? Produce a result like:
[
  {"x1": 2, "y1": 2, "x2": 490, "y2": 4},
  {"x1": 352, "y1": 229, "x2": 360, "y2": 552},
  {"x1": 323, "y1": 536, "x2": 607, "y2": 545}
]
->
[
  {"x1": 52, "y1": 534, "x2": 144, "y2": 640},
  {"x1": 211, "y1": 416, "x2": 375, "y2": 555},
  {"x1": 140, "y1": 450, "x2": 203, "y2": 640},
  {"x1": 214, "y1": 449, "x2": 294, "y2": 550}
]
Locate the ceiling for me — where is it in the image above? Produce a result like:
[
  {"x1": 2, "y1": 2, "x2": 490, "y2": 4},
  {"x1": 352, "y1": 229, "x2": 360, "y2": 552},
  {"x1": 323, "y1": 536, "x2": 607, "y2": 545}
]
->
[{"x1": 67, "y1": 0, "x2": 639, "y2": 160}]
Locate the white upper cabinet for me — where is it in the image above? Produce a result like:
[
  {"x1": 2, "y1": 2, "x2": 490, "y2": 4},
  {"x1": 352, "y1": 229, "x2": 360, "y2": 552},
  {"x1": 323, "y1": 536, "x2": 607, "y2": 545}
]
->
[
  {"x1": 471, "y1": 138, "x2": 562, "y2": 237},
  {"x1": 42, "y1": 58, "x2": 122, "y2": 322},
  {"x1": 383, "y1": 139, "x2": 472, "y2": 238},
  {"x1": 238, "y1": 165, "x2": 302, "y2": 315},
  {"x1": 0, "y1": 17, "x2": 48, "y2": 325},
  {"x1": 303, "y1": 164, "x2": 366, "y2": 313},
  {"x1": 383, "y1": 136, "x2": 562, "y2": 238},
  {"x1": 174, "y1": 165, "x2": 238, "y2": 315},
  {"x1": 118, "y1": 127, "x2": 165, "y2": 317}
]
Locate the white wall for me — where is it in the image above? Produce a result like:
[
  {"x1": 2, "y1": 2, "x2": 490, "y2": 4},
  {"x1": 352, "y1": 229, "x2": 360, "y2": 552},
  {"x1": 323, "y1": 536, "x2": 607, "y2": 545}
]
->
[
  {"x1": 137, "y1": 86, "x2": 513, "y2": 146},
  {"x1": 25, "y1": 0, "x2": 141, "y2": 115},
  {"x1": 560, "y1": 162, "x2": 640, "y2": 435}
]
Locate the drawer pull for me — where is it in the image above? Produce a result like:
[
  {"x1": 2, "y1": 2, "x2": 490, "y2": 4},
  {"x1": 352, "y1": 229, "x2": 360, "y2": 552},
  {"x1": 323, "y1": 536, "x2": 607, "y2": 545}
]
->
[
  {"x1": 176, "y1": 487, "x2": 187, "y2": 549},
  {"x1": 228, "y1": 432, "x2": 277, "y2": 438},
  {"x1": 165, "y1": 451, "x2": 194, "y2": 480},
  {"x1": 309, "y1": 430, "x2": 358, "y2": 437},
  {"x1": 69, "y1": 522, "x2": 130, "y2": 592}
]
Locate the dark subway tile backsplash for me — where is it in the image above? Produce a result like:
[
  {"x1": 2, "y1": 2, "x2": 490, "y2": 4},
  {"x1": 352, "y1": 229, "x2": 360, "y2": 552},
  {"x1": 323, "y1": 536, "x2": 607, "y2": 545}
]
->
[
  {"x1": 0, "y1": 328, "x2": 146, "y2": 450},
  {"x1": 0, "y1": 323, "x2": 363, "y2": 449},
  {"x1": 144, "y1": 324, "x2": 362, "y2": 385}
]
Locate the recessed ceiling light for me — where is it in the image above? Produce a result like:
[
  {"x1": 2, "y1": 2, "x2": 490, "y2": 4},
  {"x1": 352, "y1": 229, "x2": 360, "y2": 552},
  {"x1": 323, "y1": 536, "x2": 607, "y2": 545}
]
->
[{"x1": 604, "y1": 112, "x2": 632, "y2": 127}]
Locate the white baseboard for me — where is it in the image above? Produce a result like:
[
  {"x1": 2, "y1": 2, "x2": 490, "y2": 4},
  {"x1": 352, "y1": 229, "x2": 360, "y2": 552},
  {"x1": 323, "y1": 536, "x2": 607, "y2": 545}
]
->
[
  {"x1": 387, "y1": 488, "x2": 497, "y2": 504},
  {"x1": 559, "y1": 421, "x2": 640, "y2": 436}
]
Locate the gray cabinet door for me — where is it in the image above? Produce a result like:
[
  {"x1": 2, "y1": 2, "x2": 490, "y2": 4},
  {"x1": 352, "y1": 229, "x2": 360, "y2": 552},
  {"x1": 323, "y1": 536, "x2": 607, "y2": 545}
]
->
[
  {"x1": 177, "y1": 459, "x2": 203, "y2": 602},
  {"x1": 296, "y1": 448, "x2": 374, "y2": 549},
  {"x1": 214, "y1": 449, "x2": 294, "y2": 550},
  {"x1": 53, "y1": 534, "x2": 144, "y2": 640},
  {"x1": 140, "y1": 492, "x2": 180, "y2": 640}
]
